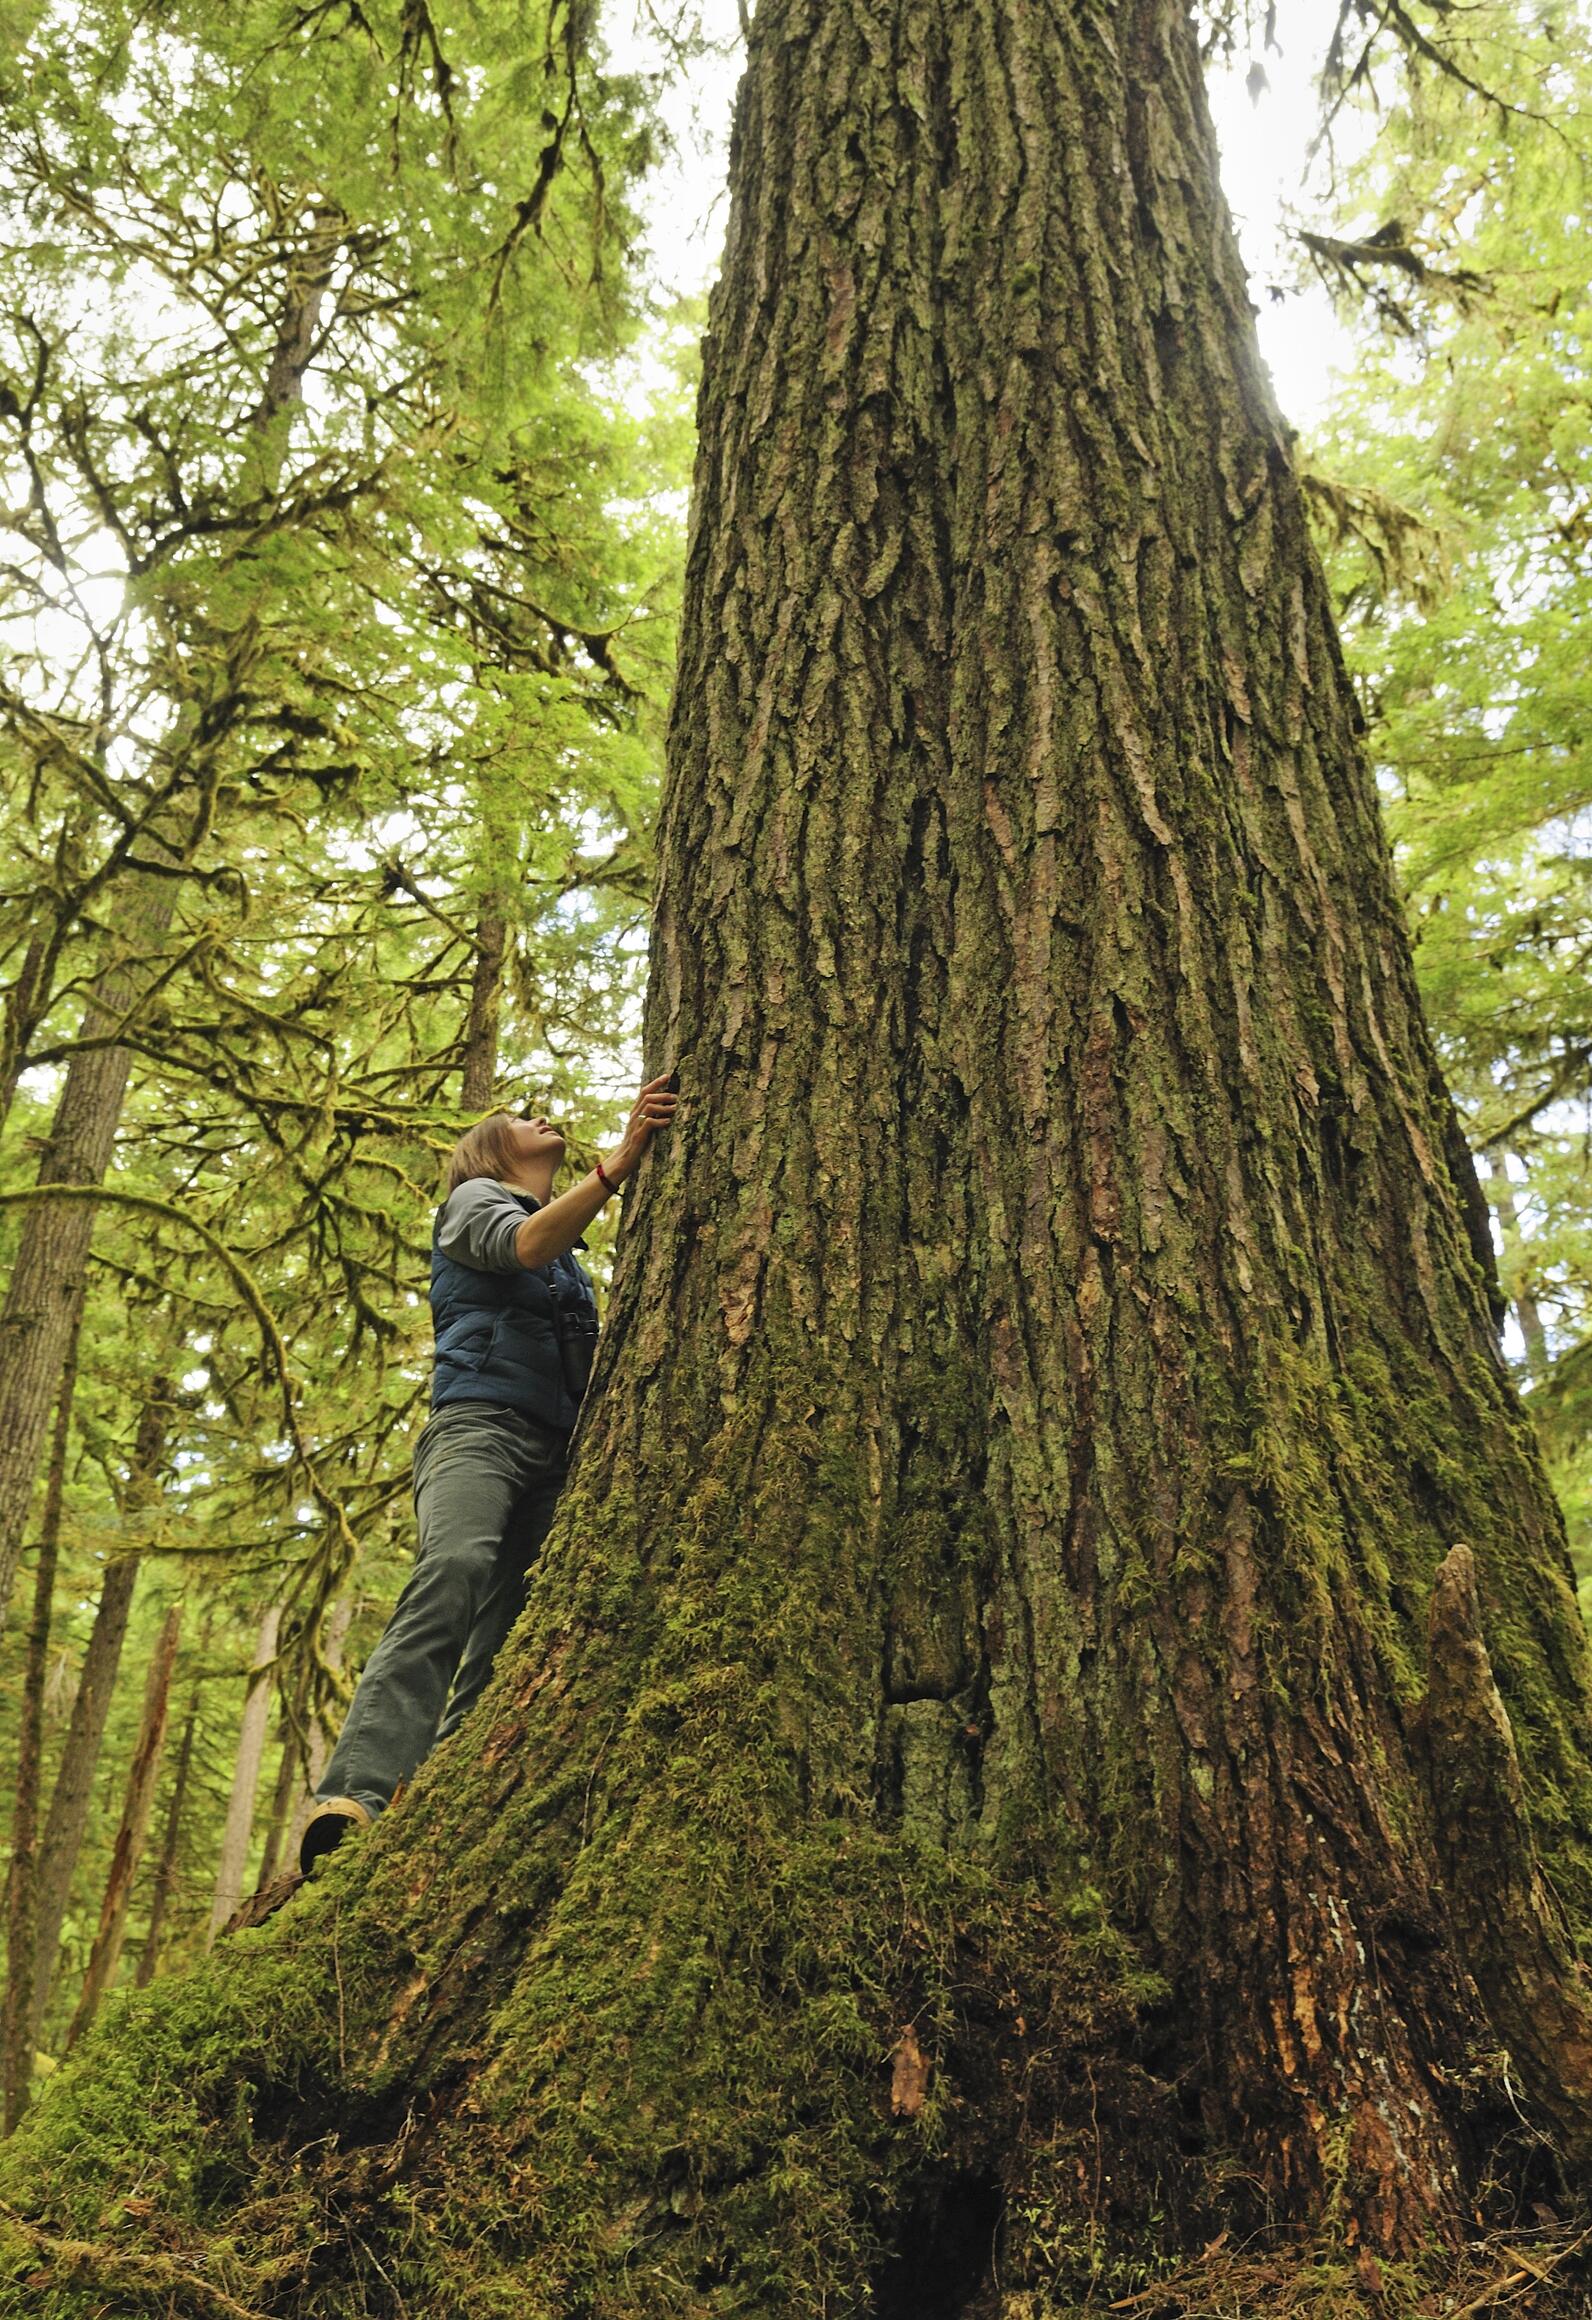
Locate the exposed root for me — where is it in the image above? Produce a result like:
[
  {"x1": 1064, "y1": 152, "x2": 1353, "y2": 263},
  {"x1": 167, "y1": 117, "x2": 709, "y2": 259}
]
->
[{"x1": 218, "y1": 1869, "x2": 305, "y2": 1939}]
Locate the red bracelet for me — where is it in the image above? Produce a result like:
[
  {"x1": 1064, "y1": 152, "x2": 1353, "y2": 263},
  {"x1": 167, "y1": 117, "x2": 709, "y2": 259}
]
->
[{"x1": 595, "y1": 1159, "x2": 616, "y2": 1196}]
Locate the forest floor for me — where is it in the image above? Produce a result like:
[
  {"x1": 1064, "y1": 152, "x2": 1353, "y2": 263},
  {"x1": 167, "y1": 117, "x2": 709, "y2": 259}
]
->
[{"x1": 1080, "y1": 2224, "x2": 1592, "y2": 2320}]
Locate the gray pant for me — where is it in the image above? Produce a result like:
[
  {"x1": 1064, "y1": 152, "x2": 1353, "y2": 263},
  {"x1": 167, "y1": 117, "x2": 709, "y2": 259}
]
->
[{"x1": 316, "y1": 1402, "x2": 568, "y2": 1818}]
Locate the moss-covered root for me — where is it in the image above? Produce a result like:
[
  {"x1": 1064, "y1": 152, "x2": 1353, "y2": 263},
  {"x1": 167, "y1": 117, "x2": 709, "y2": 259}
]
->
[{"x1": 1, "y1": 1779, "x2": 1584, "y2": 2320}]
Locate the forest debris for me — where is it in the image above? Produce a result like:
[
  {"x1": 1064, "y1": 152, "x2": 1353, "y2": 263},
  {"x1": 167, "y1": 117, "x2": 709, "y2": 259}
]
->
[
  {"x1": 1446, "y1": 2228, "x2": 1592, "y2": 2320},
  {"x1": 889, "y1": 2022, "x2": 930, "y2": 2117},
  {"x1": 1098, "y1": 2228, "x2": 1592, "y2": 2318}
]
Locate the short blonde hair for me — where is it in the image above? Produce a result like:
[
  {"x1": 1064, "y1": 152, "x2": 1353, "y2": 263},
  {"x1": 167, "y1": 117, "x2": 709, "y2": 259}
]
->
[{"x1": 445, "y1": 1112, "x2": 524, "y2": 1195}]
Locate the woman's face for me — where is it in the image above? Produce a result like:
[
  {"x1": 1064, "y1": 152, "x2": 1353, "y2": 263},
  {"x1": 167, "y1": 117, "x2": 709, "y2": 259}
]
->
[{"x1": 507, "y1": 1114, "x2": 566, "y2": 1170}]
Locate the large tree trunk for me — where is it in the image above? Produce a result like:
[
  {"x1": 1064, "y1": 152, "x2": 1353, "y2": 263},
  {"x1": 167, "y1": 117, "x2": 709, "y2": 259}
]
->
[{"x1": 7, "y1": 2, "x2": 1592, "y2": 2310}]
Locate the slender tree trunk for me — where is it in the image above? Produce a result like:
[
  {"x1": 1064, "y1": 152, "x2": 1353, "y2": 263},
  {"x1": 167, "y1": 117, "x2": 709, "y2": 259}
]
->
[
  {"x1": 133, "y1": 1697, "x2": 195, "y2": 1990},
  {"x1": 308, "y1": 1591, "x2": 353, "y2": 1798},
  {"x1": 6, "y1": 5, "x2": 1592, "y2": 2310},
  {"x1": 25, "y1": 1554, "x2": 141, "y2": 2053},
  {"x1": 24, "y1": 1386, "x2": 169, "y2": 2053},
  {"x1": 130, "y1": 1603, "x2": 213, "y2": 1990},
  {"x1": 64, "y1": 1606, "x2": 180, "y2": 2049},
  {"x1": 1485, "y1": 1147, "x2": 1551, "y2": 1374},
  {"x1": 254, "y1": 1696, "x2": 307, "y2": 1896},
  {"x1": 0, "y1": 968, "x2": 175, "y2": 1632},
  {"x1": 0, "y1": 242, "x2": 339, "y2": 1634},
  {"x1": 0, "y1": 929, "x2": 49, "y2": 1136},
  {"x1": 459, "y1": 905, "x2": 508, "y2": 1114},
  {"x1": 206, "y1": 1602, "x2": 282, "y2": 1942},
  {"x1": 0, "y1": 1328, "x2": 79, "y2": 2130}
]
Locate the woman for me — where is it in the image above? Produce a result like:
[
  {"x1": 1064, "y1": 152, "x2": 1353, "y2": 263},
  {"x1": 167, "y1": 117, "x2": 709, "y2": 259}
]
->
[{"x1": 298, "y1": 1072, "x2": 679, "y2": 1872}]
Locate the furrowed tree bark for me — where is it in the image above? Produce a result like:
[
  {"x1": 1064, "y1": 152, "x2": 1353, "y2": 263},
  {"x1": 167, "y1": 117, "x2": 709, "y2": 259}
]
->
[
  {"x1": 534, "y1": 0, "x2": 1592, "y2": 2250},
  {"x1": 0, "y1": 1328, "x2": 79, "y2": 2131},
  {"x1": 8, "y1": 1, "x2": 1592, "y2": 2309},
  {"x1": 206, "y1": 1602, "x2": 282, "y2": 1943},
  {"x1": 65, "y1": 1604, "x2": 180, "y2": 2050},
  {"x1": 1424, "y1": 1545, "x2": 1592, "y2": 2164}
]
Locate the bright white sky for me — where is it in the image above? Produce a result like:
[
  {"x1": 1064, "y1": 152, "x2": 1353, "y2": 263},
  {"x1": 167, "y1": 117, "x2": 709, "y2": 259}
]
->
[{"x1": 603, "y1": 0, "x2": 1367, "y2": 433}]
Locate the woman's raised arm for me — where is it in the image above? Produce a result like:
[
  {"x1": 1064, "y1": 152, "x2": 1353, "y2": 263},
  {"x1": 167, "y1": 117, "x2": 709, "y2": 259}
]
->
[{"x1": 512, "y1": 1073, "x2": 680, "y2": 1268}]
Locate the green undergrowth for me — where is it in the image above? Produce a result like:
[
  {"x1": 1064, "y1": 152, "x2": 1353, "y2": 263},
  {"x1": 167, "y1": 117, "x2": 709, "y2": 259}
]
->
[{"x1": 0, "y1": 1850, "x2": 388, "y2": 2314}]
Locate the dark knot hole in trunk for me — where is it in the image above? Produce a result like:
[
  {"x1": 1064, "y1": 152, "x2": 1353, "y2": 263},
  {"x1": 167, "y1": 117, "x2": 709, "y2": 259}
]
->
[{"x1": 873, "y1": 2168, "x2": 1004, "y2": 2319}]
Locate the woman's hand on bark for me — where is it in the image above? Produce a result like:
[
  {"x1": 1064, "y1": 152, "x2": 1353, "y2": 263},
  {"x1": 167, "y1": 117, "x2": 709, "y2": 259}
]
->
[{"x1": 610, "y1": 1072, "x2": 679, "y2": 1178}]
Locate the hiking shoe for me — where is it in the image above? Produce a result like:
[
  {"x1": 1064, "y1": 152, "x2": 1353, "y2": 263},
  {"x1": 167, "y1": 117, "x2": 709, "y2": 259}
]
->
[{"x1": 298, "y1": 1796, "x2": 372, "y2": 1875}]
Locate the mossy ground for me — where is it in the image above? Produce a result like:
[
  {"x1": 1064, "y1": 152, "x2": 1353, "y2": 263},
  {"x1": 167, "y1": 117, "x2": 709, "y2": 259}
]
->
[
  {"x1": 2, "y1": 1582, "x2": 1586, "y2": 2320},
  {"x1": 3, "y1": 1812, "x2": 1585, "y2": 2320},
  {"x1": 0, "y1": 1802, "x2": 1164, "y2": 2319}
]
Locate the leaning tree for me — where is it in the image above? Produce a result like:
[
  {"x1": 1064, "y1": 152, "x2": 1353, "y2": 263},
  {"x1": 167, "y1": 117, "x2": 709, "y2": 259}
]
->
[{"x1": 7, "y1": 0, "x2": 1592, "y2": 2314}]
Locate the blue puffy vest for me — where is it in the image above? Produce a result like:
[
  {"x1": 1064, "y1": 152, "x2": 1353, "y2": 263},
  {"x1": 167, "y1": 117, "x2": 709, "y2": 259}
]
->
[{"x1": 428, "y1": 1192, "x2": 599, "y2": 1431}]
